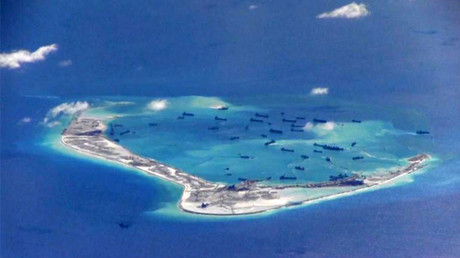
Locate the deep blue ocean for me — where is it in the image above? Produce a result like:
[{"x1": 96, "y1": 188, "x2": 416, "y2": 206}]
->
[{"x1": 2, "y1": 0, "x2": 460, "y2": 257}]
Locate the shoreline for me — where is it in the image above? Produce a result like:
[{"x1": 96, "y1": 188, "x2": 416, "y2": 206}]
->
[{"x1": 60, "y1": 116, "x2": 431, "y2": 216}]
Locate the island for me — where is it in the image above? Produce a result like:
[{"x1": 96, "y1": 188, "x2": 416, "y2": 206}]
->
[{"x1": 61, "y1": 116, "x2": 431, "y2": 216}]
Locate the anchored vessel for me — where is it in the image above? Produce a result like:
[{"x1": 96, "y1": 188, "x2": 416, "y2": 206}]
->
[{"x1": 313, "y1": 118, "x2": 327, "y2": 123}]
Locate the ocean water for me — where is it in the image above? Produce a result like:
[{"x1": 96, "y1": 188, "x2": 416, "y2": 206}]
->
[{"x1": 2, "y1": 0, "x2": 460, "y2": 257}]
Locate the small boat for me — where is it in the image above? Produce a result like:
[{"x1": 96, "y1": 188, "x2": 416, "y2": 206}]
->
[
  {"x1": 329, "y1": 173, "x2": 349, "y2": 181},
  {"x1": 269, "y1": 129, "x2": 283, "y2": 134},
  {"x1": 239, "y1": 154, "x2": 251, "y2": 159},
  {"x1": 351, "y1": 142, "x2": 357, "y2": 147},
  {"x1": 325, "y1": 157, "x2": 332, "y2": 162},
  {"x1": 201, "y1": 203, "x2": 209, "y2": 208},
  {"x1": 352, "y1": 156, "x2": 364, "y2": 160},
  {"x1": 280, "y1": 175, "x2": 297, "y2": 180},
  {"x1": 183, "y1": 112, "x2": 195, "y2": 117},
  {"x1": 352, "y1": 119, "x2": 362, "y2": 123},
  {"x1": 296, "y1": 116, "x2": 306, "y2": 120},
  {"x1": 230, "y1": 136, "x2": 240, "y2": 140},
  {"x1": 301, "y1": 155, "x2": 309, "y2": 159},
  {"x1": 261, "y1": 134, "x2": 268, "y2": 138},
  {"x1": 218, "y1": 106, "x2": 229, "y2": 110},
  {"x1": 255, "y1": 113, "x2": 269, "y2": 118},
  {"x1": 215, "y1": 116, "x2": 227, "y2": 121},
  {"x1": 313, "y1": 118, "x2": 327, "y2": 123},
  {"x1": 294, "y1": 166, "x2": 305, "y2": 171},
  {"x1": 120, "y1": 130, "x2": 130, "y2": 136},
  {"x1": 238, "y1": 177, "x2": 248, "y2": 181},
  {"x1": 177, "y1": 116, "x2": 184, "y2": 120},
  {"x1": 416, "y1": 130, "x2": 430, "y2": 135},
  {"x1": 113, "y1": 124, "x2": 123, "y2": 127},
  {"x1": 208, "y1": 126, "x2": 219, "y2": 130},
  {"x1": 313, "y1": 150, "x2": 323, "y2": 153},
  {"x1": 119, "y1": 222, "x2": 132, "y2": 229},
  {"x1": 291, "y1": 124, "x2": 303, "y2": 128},
  {"x1": 266, "y1": 176, "x2": 272, "y2": 180},
  {"x1": 291, "y1": 128, "x2": 303, "y2": 132},
  {"x1": 264, "y1": 139, "x2": 276, "y2": 146},
  {"x1": 148, "y1": 123, "x2": 158, "y2": 126},
  {"x1": 250, "y1": 118, "x2": 263, "y2": 123},
  {"x1": 114, "y1": 138, "x2": 120, "y2": 142},
  {"x1": 282, "y1": 118, "x2": 296, "y2": 123},
  {"x1": 281, "y1": 147, "x2": 294, "y2": 152}
]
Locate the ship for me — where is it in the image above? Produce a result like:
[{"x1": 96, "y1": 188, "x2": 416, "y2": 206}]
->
[
  {"x1": 281, "y1": 147, "x2": 294, "y2": 152},
  {"x1": 255, "y1": 113, "x2": 269, "y2": 118},
  {"x1": 329, "y1": 173, "x2": 348, "y2": 181},
  {"x1": 352, "y1": 156, "x2": 364, "y2": 160},
  {"x1": 291, "y1": 128, "x2": 303, "y2": 132},
  {"x1": 120, "y1": 130, "x2": 130, "y2": 136},
  {"x1": 351, "y1": 142, "x2": 357, "y2": 147},
  {"x1": 118, "y1": 222, "x2": 132, "y2": 229},
  {"x1": 215, "y1": 116, "x2": 227, "y2": 121},
  {"x1": 282, "y1": 118, "x2": 296, "y2": 123},
  {"x1": 294, "y1": 166, "x2": 305, "y2": 171},
  {"x1": 230, "y1": 136, "x2": 240, "y2": 140},
  {"x1": 269, "y1": 129, "x2": 283, "y2": 134},
  {"x1": 416, "y1": 130, "x2": 430, "y2": 135},
  {"x1": 352, "y1": 119, "x2": 362, "y2": 123},
  {"x1": 264, "y1": 139, "x2": 276, "y2": 146},
  {"x1": 301, "y1": 155, "x2": 309, "y2": 159},
  {"x1": 313, "y1": 143, "x2": 344, "y2": 151},
  {"x1": 313, "y1": 118, "x2": 327, "y2": 123},
  {"x1": 250, "y1": 118, "x2": 263, "y2": 123},
  {"x1": 182, "y1": 112, "x2": 194, "y2": 117},
  {"x1": 280, "y1": 175, "x2": 297, "y2": 180}
]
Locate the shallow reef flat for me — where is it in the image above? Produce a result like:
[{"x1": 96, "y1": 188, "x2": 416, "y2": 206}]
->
[{"x1": 61, "y1": 116, "x2": 430, "y2": 216}]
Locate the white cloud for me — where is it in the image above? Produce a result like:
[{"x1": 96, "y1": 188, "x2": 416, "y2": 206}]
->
[
  {"x1": 310, "y1": 87, "x2": 329, "y2": 96},
  {"x1": 18, "y1": 117, "x2": 31, "y2": 124},
  {"x1": 303, "y1": 121, "x2": 335, "y2": 132},
  {"x1": 249, "y1": 5, "x2": 258, "y2": 10},
  {"x1": 43, "y1": 101, "x2": 90, "y2": 126},
  {"x1": 59, "y1": 59, "x2": 72, "y2": 67},
  {"x1": 317, "y1": 2, "x2": 370, "y2": 19},
  {"x1": 0, "y1": 44, "x2": 58, "y2": 69},
  {"x1": 319, "y1": 121, "x2": 335, "y2": 131},
  {"x1": 303, "y1": 122, "x2": 314, "y2": 131},
  {"x1": 146, "y1": 99, "x2": 168, "y2": 111}
]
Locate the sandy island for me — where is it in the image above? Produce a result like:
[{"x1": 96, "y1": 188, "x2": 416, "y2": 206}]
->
[{"x1": 61, "y1": 117, "x2": 431, "y2": 216}]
